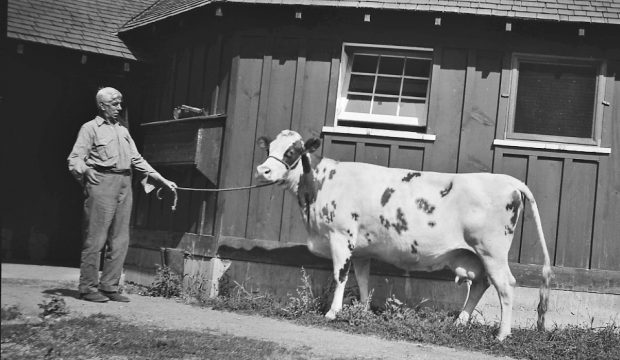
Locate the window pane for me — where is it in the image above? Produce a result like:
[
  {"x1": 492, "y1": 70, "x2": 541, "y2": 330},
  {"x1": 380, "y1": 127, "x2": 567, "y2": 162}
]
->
[
  {"x1": 514, "y1": 62, "x2": 596, "y2": 138},
  {"x1": 375, "y1": 76, "x2": 401, "y2": 96},
  {"x1": 372, "y1": 97, "x2": 398, "y2": 116},
  {"x1": 402, "y1": 79, "x2": 428, "y2": 97},
  {"x1": 345, "y1": 94, "x2": 372, "y2": 113},
  {"x1": 400, "y1": 99, "x2": 426, "y2": 118},
  {"x1": 379, "y1": 56, "x2": 404, "y2": 75},
  {"x1": 405, "y1": 58, "x2": 431, "y2": 77},
  {"x1": 352, "y1": 54, "x2": 378, "y2": 73},
  {"x1": 349, "y1": 74, "x2": 375, "y2": 93}
]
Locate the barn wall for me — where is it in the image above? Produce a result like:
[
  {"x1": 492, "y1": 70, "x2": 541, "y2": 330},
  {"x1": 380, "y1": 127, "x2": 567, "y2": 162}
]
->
[{"x1": 129, "y1": 6, "x2": 620, "y2": 291}]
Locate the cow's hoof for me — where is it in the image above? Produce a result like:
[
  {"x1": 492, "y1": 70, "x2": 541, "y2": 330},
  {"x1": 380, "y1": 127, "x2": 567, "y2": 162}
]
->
[
  {"x1": 495, "y1": 332, "x2": 511, "y2": 341},
  {"x1": 325, "y1": 310, "x2": 337, "y2": 320},
  {"x1": 454, "y1": 312, "x2": 470, "y2": 326}
]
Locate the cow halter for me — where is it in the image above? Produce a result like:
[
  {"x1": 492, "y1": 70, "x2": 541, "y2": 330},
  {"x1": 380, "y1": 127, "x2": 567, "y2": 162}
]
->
[{"x1": 268, "y1": 150, "x2": 307, "y2": 171}]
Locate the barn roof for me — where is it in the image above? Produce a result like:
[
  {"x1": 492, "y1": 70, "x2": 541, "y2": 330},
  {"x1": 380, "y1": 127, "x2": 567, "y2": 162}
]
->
[
  {"x1": 120, "y1": 0, "x2": 620, "y2": 32},
  {"x1": 6, "y1": 0, "x2": 154, "y2": 60}
]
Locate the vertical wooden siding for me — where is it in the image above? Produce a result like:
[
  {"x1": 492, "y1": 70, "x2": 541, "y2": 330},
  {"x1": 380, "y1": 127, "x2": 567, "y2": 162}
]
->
[
  {"x1": 133, "y1": 35, "x2": 225, "y2": 237},
  {"x1": 135, "y1": 25, "x2": 619, "y2": 273},
  {"x1": 218, "y1": 36, "x2": 336, "y2": 244}
]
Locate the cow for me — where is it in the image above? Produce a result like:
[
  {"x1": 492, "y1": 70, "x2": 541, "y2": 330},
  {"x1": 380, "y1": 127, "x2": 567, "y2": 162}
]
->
[{"x1": 255, "y1": 129, "x2": 552, "y2": 340}]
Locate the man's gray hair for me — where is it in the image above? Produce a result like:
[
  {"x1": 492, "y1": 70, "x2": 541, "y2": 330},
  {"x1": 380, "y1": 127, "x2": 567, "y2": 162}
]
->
[{"x1": 96, "y1": 87, "x2": 122, "y2": 106}]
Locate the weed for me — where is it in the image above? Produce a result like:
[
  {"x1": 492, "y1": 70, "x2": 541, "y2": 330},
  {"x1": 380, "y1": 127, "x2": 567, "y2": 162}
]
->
[
  {"x1": 183, "y1": 272, "x2": 211, "y2": 302},
  {"x1": 336, "y1": 291, "x2": 375, "y2": 327},
  {"x1": 38, "y1": 296, "x2": 69, "y2": 319},
  {"x1": 146, "y1": 265, "x2": 182, "y2": 298},
  {"x1": 217, "y1": 272, "x2": 235, "y2": 298},
  {"x1": 283, "y1": 267, "x2": 322, "y2": 317},
  {"x1": 1, "y1": 305, "x2": 21, "y2": 321}
]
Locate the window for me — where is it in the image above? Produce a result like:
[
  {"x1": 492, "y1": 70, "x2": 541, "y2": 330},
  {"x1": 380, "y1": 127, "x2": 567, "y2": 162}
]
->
[
  {"x1": 507, "y1": 54, "x2": 606, "y2": 145},
  {"x1": 336, "y1": 43, "x2": 433, "y2": 132}
]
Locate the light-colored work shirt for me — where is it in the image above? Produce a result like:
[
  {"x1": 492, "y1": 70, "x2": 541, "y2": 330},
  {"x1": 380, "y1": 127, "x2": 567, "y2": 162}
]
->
[{"x1": 67, "y1": 116, "x2": 158, "y2": 191}]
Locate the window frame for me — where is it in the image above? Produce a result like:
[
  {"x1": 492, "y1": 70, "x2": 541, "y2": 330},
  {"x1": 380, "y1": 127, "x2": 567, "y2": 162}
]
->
[
  {"x1": 336, "y1": 42, "x2": 434, "y2": 131},
  {"x1": 506, "y1": 53, "x2": 606, "y2": 146}
]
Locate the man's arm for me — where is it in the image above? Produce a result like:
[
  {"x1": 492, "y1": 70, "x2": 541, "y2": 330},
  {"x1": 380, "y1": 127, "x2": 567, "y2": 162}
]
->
[
  {"x1": 126, "y1": 132, "x2": 177, "y2": 192},
  {"x1": 68, "y1": 124, "x2": 99, "y2": 184}
]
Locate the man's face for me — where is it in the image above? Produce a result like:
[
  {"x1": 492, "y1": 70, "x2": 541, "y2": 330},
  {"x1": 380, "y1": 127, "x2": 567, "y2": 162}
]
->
[{"x1": 100, "y1": 95, "x2": 122, "y2": 121}]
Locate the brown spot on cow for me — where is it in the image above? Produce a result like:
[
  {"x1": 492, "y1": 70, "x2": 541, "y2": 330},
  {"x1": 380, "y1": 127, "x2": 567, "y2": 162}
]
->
[
  {"x1": 351, "y1": 212, "x2": 359, "y2": 221},
  {"x1": 440, "y1": 182, "x2": 453, "y2": 197},
  {"x1": 329, "y1": 169, "x2": 336, "y2": 179},
  {"x1": 321, "y1": 205, "x2": 335, "y2": 223},
  {"x1": 506, "y1": 191, "x2": 522, "y2": 227},
  {"x1": 393, "y1": 208, "x2": 408, "y2": 235},
  {"x1": 428, "y1": 221, "x2": 436, "y2": 228},
  {"x1": 365, "y1": 233, "x2": 372, "y2": 243},
  {"x1": 410, "y1": 244, "x2": 418, "y2": 254},
  {"x1": 402, "y1": 172, "x2": 421, "y2": 182},
  {"x1": 381, "y1": 188, "x2": 395, "y2": 206},
  {"x1": 347, "y1": 240, "x2": 354, "y2": 251},
  {"x1": 415, "y1": 198, "x2": 435, "y2": 215},
  {"x1": 379, "y1": 215, "x2": 391, "y2": 230},
  {"x1": 339, "y1": 258, "x2": 351, "y2": 282}
]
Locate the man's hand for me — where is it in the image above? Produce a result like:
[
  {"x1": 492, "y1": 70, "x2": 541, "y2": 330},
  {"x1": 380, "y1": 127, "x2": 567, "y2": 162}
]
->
[
  {"x1": 151, "y1": 173, "x2": 177, "y2": 192},
  {"x1": 162, "y1": 178, "x2": 177, "y2": 192},
  {"x1": 85, "y1": 168, "x2": 101, "y2": 185}
]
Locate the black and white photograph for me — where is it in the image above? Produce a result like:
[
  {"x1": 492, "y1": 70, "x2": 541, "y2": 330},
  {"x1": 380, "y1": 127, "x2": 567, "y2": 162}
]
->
[{"x1": 1, "y1": 0, "x2": 619, "y2": 359}]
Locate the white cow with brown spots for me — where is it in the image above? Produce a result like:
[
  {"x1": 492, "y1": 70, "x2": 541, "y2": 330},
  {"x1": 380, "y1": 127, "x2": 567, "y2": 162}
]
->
[{"x1": 255, "y1": 129, "x2": 552, "y2": 340}]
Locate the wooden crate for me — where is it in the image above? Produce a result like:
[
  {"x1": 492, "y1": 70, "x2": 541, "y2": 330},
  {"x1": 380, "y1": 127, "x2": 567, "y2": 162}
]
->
[{"x1": 141, "y1": 115, "x2": 225, "y2": 184}]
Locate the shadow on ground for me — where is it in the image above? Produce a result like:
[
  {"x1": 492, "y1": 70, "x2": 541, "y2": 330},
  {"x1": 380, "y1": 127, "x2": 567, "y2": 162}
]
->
[{"x1": 43, "y1": 288, "x2": 80, "y2": 299}]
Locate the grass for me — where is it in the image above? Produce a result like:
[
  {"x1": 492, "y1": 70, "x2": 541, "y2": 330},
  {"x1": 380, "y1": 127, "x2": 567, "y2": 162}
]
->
[
  {"x1": 1, "y1": 305, "x2": 22, "y2": 321},
  {"x1": 194, "y1": 268, "x2": 620, "y2": 360},
  {"x1": 1, "y1": 314, "x2": 316, "y2": 360}
]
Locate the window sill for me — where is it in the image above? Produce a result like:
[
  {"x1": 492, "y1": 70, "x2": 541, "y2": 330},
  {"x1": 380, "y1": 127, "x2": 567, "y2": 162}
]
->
[
  {"x1": 322, "y1": 126, "x2": 436, "y2": 141},
  {"x1": 493, "y1": 139, "x2": 611, "y2": 154}
]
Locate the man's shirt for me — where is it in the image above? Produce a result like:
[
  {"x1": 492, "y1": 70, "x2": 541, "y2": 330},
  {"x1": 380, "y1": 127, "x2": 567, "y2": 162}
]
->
[{"x1": 68, "y1": 116, "x2": 158, "y2": 190}]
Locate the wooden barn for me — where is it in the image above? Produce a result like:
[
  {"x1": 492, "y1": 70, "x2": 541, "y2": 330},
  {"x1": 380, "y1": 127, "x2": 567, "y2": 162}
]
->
[
  {"x1": 117, "y1": 0, "x2": 620, "y2": 326},
  {"x1": 3, "y1": 0, "x2": 619, "y2": 327},
  {"x1": 1, "y1": 0, "x2": 153, "y2": 265}
]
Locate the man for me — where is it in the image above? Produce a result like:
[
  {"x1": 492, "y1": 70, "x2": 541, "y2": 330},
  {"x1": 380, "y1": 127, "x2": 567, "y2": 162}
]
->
[{"x1": 68, "y1": 87, "x2": 177, "y2": 302}]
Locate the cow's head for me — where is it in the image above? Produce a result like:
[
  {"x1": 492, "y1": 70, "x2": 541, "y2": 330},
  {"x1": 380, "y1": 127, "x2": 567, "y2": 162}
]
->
[{"x1": 255, "y1": 130, "x2": 321, "y2": 183}]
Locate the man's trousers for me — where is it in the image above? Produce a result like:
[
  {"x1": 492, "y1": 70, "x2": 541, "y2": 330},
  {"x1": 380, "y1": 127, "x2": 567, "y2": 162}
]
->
[{"x1": 79, "y1": 172, "x2": 132, "y2": 294}]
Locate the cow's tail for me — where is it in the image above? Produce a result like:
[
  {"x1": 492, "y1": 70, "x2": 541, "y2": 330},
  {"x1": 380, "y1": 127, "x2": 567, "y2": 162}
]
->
[{"x1": 514, "y1": 180, "x2": 553, "y2": 332}]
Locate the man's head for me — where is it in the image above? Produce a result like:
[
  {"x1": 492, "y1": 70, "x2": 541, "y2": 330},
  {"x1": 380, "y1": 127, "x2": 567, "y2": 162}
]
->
[{"x1": 96, "y1": 87, "x2": 123, "y2": 122}]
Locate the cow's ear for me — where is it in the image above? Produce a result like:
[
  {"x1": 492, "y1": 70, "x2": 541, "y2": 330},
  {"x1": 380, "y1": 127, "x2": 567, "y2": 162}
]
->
[
  {"x1": 257, "y1": 136, "x2": 271, "y2": 150},
  {"x1": 304, "y1": 138, "x2": 321, "y2": 153}
]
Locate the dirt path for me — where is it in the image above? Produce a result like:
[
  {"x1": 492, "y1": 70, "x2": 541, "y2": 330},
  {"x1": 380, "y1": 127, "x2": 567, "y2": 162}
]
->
[{"x1": 1, "y1": 264, "x2": 511, "y2": 360}]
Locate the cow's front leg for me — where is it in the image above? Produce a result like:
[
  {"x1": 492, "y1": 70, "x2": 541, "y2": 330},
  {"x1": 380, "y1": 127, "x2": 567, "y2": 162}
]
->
[{"x1": 325, "y1": 237, "x2": 352, "y2": 320}]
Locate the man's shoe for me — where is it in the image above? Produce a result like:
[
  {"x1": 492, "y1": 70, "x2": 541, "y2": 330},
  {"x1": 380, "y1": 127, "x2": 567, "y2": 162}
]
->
[
  {"x1": 80, "y1": 291, "x2": 109, "y2": 302},
  {"x1": 101, "y1": 291, "x2": 130, "y2": 302}
]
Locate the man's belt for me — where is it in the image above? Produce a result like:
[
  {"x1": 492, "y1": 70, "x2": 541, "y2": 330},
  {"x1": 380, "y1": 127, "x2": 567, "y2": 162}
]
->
[{"x1": 93, "y1": 167, "x2": 131, "y2": 175}]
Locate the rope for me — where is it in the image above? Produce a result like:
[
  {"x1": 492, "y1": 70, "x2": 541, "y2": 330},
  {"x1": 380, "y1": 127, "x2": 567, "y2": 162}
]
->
[{"x1": 156, "y1": 181, "x2": 278, "y2": 211}]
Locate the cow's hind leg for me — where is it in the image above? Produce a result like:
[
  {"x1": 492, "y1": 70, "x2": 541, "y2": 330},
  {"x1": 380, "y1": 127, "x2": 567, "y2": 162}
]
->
[
  {"x1": 325, "y1": 236, "x2": 353, "y2": 320},
  {"x1": 352, "y1": 258, "x2": 371, "y2": 307},
  {"x1": 482, "y1": 257, "x2": 516, "y2": 341}
]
